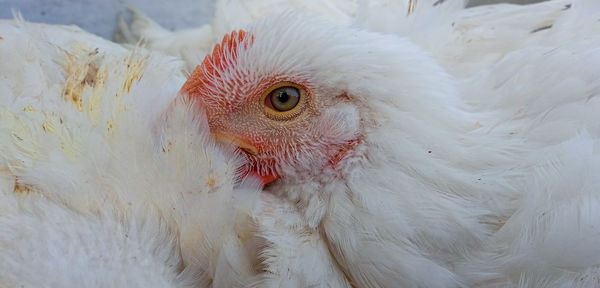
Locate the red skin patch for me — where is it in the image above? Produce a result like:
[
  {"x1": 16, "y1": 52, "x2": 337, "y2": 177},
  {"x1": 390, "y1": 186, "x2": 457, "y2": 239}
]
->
[{"x1": 329, "y1": 138, "x2": 359, "y2": 168}]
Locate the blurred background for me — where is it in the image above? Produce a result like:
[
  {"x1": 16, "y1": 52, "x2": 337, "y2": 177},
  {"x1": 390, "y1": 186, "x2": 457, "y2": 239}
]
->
[{"x1": 0, "y1": 0, "x2": 544, "y2": 40}]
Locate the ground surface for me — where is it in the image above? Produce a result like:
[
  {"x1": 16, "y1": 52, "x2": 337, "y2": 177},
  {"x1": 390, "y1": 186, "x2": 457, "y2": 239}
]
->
[{"x1": 1, "y1": 0, "x2": 543, "y2": 40}]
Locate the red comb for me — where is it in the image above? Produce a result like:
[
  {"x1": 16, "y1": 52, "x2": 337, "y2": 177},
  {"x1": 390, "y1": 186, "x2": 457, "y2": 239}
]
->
[{"x1": 181, "y1": 30, "x2": 254, "y2": 102}]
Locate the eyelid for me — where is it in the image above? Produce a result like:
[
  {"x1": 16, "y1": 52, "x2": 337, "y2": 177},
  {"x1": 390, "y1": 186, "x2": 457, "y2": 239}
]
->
[{"x1": 260, "y1": 81, "x2": 307, "y2": 120}]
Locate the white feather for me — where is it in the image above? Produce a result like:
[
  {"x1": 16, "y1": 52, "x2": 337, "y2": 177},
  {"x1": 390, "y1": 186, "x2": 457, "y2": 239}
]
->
[{"x1": 0, "y1": 19, "x2": 263, "y2": 287}]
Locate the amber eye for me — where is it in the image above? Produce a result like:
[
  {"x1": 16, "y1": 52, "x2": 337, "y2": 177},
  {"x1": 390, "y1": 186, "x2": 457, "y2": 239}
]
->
[
  {"x1": 262, "y1": 82, "x2": 306, "y2": 119},
  {"x1": 269, "y1": 86, "x2": 300, "y2": 111}
]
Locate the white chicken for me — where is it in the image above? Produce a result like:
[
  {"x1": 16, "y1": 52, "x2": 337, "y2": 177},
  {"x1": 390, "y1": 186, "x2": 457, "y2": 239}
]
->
[
  {"x1": 0, "y1": 18, "x2": 263, "y2": 287},
  {"x1": 174, "y1": 0, "x2": 600, "y2": 287},
  {"x1": 2, "y1": 0, "x2": 600, "y2": 287}
]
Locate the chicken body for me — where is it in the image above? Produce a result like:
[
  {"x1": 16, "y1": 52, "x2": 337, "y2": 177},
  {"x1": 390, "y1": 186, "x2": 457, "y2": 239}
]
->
[
  {"x1": 0, "y1": 19, "x2": 263, "y2": 287},
  {"x1": 179, "y1": 0, "x2": 600, "y2": 287}
]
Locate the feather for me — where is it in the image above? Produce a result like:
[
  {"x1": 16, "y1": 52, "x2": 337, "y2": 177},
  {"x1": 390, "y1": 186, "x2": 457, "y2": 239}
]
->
[{"x1": 0, "y1": 19, "x2": 262, "y2": 287}]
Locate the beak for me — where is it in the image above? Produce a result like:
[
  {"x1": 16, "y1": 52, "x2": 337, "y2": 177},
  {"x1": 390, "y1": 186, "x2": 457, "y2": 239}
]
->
[
  {"x1": 245, "y1": 169, "x2": 279, "y2": 186},
  {"x1": 212, "y1": 130, "x2": 259, "y2": 155},
  {"x1": 211, "y1": 130, "x2": 280, "y2": 185}
]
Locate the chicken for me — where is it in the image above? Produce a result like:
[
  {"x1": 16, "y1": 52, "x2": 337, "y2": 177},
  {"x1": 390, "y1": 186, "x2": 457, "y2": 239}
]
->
[
  {"x1": 116, "y1": 0, "x2": 358, "y2": 71},
  {"x1": 0, "y1": 18, "x2": 263, "y2": 287},
  {"x1": 178, "y1": 0, "x2": 600, "y2": 286}
]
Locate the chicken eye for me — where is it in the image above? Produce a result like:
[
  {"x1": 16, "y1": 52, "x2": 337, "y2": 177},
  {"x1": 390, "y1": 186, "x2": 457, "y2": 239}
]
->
[
  {"x1": 269, "y1": 87, "x2": 300, "y2": 111},
  {"x1": 261, "y1": 82, "x2": 306, "y2": 120}
]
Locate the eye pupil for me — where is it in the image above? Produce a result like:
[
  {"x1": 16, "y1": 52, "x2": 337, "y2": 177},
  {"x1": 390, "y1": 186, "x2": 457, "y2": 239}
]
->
[
  {"x1": 277, "y1": 92, "x2": 290, "y2": 103},
  {"x1": 269, "y1": 86, "x2": 300, "y2": 112}
]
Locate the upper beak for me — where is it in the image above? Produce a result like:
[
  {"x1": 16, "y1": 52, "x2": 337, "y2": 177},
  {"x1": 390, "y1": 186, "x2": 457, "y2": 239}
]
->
[
  {"x1": 212, "y1": 130, "x2": 280, "y2": 185},
  {"x1": 212, "y1": 130, "x2": 259, "y2": 155}
]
